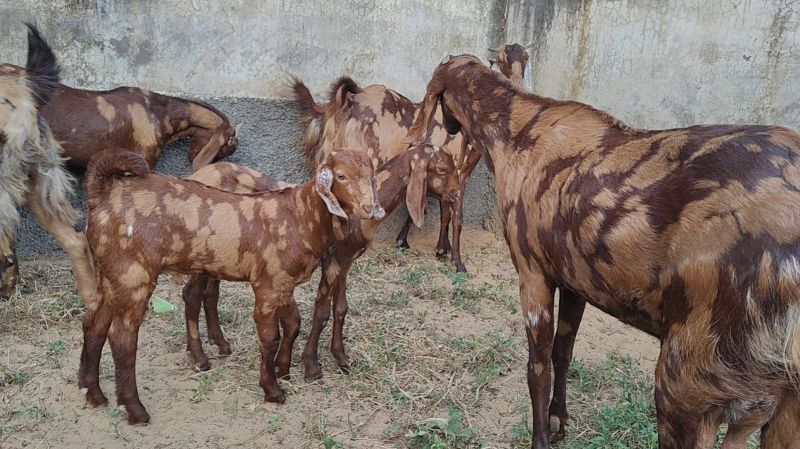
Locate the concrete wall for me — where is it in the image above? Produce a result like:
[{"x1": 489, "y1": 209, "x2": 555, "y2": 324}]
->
[{"x1": 2, "y1": 0, "x2": 800, "y2": 258}]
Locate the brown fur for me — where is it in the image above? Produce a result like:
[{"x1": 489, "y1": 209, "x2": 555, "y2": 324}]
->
[
  {"x1": 0, "y1": 24, "x2": 95, "y2": 303},
  {"x1": 489, "y1": 43, "x2": 529, "y2": 85},
  {"x1": 79, "y1": 149, "x2": 381, "y2": 425},
  {"x1": 178, "y1": 145, "x2": 459, "y2": 374},
  {"x1": 408, "y1": 54, "x2": 800, "y2": 449},
  {"x1": 290, "y1": 70, "x2": 513, "y2": 273},
  {"x1": 38, "y1": 84, "x2": 239, "y2": 172}
]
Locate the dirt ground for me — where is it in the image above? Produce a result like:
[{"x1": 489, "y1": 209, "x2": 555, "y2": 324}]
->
[{"x1": 0, "y1": 226, "x2": 659, "y2": 449}]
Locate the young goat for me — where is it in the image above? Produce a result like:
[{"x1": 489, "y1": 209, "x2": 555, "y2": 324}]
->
[
  {"x1": 0, "y1": 24, "x2": 95, "y2": 302},
  {"x1": 80, "y1": 149, "x2": 381, "y2": 425},
  {"x1": 407, "y1": 54, "x2": 800, "y2": 449},
  {"x1": 180, "y1": 145, "x2": 459, "y2": 373},
  {"x1": 40, "y1": 85, "x2": 239, "y2": 171},
  {"x1": 292, "y1": 77, "x2": 475, "y2": 272}
]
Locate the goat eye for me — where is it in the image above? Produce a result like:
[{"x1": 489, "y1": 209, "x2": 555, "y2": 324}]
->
[
  {"x1": 336, "y1": 174, "x2": 347, "y2": 181},
  {"x1": 436, "y1": 168, "x2": 447, "y2": 175}
]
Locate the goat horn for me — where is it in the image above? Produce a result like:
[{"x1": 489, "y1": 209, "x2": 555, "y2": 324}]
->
[
  {"x1": 235, "y1": 123, "x2": 242, "y2": 136},
  {"x1": 488, "y1": 47, "x2": 502, "y2": 53}
]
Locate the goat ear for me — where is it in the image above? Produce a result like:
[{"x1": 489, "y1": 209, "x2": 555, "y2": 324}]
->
[
  {"x1": 191, "y1": 137, "x2": 221, "y2": 172},
  {"x1": 406, "y1": 153, "x2": 431, "y2": 228},
  {"x1": 316, "y1": 166, "x2": 348, "y2": 218}
]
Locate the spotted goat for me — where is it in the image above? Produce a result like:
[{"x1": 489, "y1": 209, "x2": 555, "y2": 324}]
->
[
  {"x1": 79, "y1": 148, "x2": 382, "y2": 425},
  {"x1": 179, "y1": 144, "x2": 459, "y2": 375},
  {"x1": 407, "y1": 54, "x2": 800, "y2": 449},
  {"x1": 488, "y1": 43, "x2": 529, "y2": 85},
  {"x1": 292, "y1": 76, "x2": 472, "y2": 272},
  {"x1": 38, "y1": 82, "x2": 239, "y2": 171},
  {"x1": 0, "y1": 24, "x2": 95, "y2": 302}
]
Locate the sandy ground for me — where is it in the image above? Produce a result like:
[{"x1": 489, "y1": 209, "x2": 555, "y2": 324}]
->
[{"x1": 0, "y1": 226, "x2": 659, "y2": 449}]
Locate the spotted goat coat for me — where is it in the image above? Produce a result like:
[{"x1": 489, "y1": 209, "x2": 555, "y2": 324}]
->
[
  {"x1": 179, "y1": 144, "x2": 459, "y2": 376},
  {"x1": 79, "y1": 149, "x2": 382, "y2": 425},
  {"x1": 0, "y1": 25, "x2": 95, "y2": 303},
  {"x1": 407, "y1": 54, "x2": 800, "y2": 449},
  {"x1": 38, "y1": 84, "x2": 239, "y2": 172}
]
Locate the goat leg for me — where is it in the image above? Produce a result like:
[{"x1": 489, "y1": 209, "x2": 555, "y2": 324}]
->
[
  {"x1": 435, "y1": 199, "x2": 452, "y2": 260},
  {"x1": 253, "y1": 285, "x2": 286, "y2": 403},
  {"x1": 202, "y1": 278, "x2": 231, "y2": 356},
  {"x1": 182, "y1": 275, "x2": 211, "y2": 371},
  {"x1": 302, "y1": 255, "x2": 337, "y2": 382},
  {"x1": 520, "y1": 272, "x2": 556, "y2": 449},
  {"x1": 78, "y1": 275, "x2": 111, "y2": 409},
  {"x1": 548, "y1": 288, "x2": 586, "y2": 443},
  {"x1": 395, "y1": 213, "x2": 413, "y2": 249},
  {"x1": 275, "y1": 300, "x2": 301, "y2": 380}
]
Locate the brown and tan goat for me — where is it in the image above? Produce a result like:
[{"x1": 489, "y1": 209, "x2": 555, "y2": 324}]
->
[
  {"x1": 179, "y1": 144, "x2": 459, "y2": 373},
  {"x1": 0, "y1": 24, "x2": 95, "y2": 303},
  {"x1": 79, "y1": 149, "x2": 381, "y2": 425},
  {"x1": 40, "y1": 85, "x2": 239, "y2": 171},
  {"x1": 407, "y1": 54, "x2": 800, "y2": 448},
  {"x1": 488, "y1": 43, "x2": 529, "y2": 85},
  {"x1": 292, "y1": 77, "x2": 474, "y2": 272}
]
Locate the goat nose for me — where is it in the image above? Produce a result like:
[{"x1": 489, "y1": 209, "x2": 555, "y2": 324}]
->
[{"x1": 362, "y1": 204, "x2": 374, "y2": 216}]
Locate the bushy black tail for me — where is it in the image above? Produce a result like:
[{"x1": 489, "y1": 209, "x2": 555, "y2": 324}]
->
[
  {"x1": 86, "y1": 151, "x2": 150, "y2": 200},
  {"x1": 24, "y1": 23, "x2": 60, "y2": 109}
]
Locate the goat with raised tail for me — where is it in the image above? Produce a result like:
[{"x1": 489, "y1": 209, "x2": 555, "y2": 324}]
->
[
  {"x1": 40, "y1": 85, "x2": 239, "y2": 172},
  {"x1": 179, "y1": 144, "x2": 459, "y2": 374},
  {"x1": 0, "y1": 24, "x2": 95, "y2": 303},
  {"x1": 407, "y1": 54, "x2": 800, "y2": 449},
  {"x1": 80, "y1": 148, "x2": 382, "y2": 425}
]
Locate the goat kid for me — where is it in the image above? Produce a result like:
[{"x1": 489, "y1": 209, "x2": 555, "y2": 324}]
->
[
  {"x1": 180, "y1": 144, "x2": 458, "y2": 374},
  {"x1": 80, "y1": 149, "x2": 381, "y2": 425},
  {"x1": 0, "y1": 24, "x2": 95, "y2": 303},
  {"x1": 408, "y1": 54, "x2": 800, "y2": 449},
  {"x1": 40, "y1": 85, "x2": 239, "y2": 171},
  {"x1": 488, "y1": 43, "x2": 529, "y2": 85}
]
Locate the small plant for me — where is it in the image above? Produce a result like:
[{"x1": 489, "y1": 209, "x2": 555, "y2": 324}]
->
[
  {"x1": 388, "y1": 290, "x2": 411, "y2": 307},
  {"x1": 266, "y1": 414, "x2": 282, "y2": 433},
  {"x1": 406, "y1": 408, "x2": 477, "y2": 449},
  {"x1": 447, "y1": 331, "x2": 516, "y2": 393},
  {"x1": 46, "y1": 339, "x2": 66, "y2": 368},
  {"x1": 191, "y1": 373, "x2": 216, "y2": 403},
  {"x1": 509, "y1": 413, "x2": 532, "y2": 448},
  {"x1": 0, "y1": 363, "x2": 28, "y2": 386},
  {"x1": 321, "y1": 436, "x2": 343, "y2": 449}
]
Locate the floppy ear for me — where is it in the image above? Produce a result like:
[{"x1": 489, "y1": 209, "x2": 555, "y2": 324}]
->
[
  {"x1": 316, "y1": 166, "x2": 348, "y2": 218},
  {"x1": 191, "y1": 136, "x2": 222, "y2": 172},
  {"x1": 406, "y1": 148, "x2": 433, "y2": 228}
]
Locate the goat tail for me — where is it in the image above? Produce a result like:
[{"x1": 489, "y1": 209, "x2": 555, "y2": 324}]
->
[
  {"x1": 86, "y1": 151, "x2": 149, "y2": 198},
  {"x1": 24, "y1": 23, "x2": 60, "y2": 109}
]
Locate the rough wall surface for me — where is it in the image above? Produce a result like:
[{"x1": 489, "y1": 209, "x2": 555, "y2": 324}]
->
[{"x1": 2, "y1": 0, "x2": 800, "y2": 258}]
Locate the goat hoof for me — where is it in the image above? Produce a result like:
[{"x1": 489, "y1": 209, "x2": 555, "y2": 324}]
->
[
  {"x1": 124, "y1": 404, "x2": 150, "y2": 426},
  {"x1": 396, "y1": 240, "x2": 410, "y2": 249},
  {"x1": 215, "y1": 342, "x2": 232, "y2": 356},
  {"x1": 549, "y1": 428, "x2": 566, "y2": 443},
  {"x1": 337, "y1": 364, "x2": 351, "y2": 375},
  {"x1": 276, "y1": 368, "x2": 290, "y2": 380},
  {"x1": 83, "y1": 388, "x2": 108, "y2": 408},
  {"x1": 435, "y1": 250, "x2": 449, "y2": 260},
  {"x1": 194, "y1": 360, "x2": 211, "y2": 372},
  {"x1": 264, "y1": 390, "x2": 286, "y2": 404},
  {"x1": 304, "y1": 366, "x2": 323, "y2": 383},
  {"x1": 454, "y1": 262, "x2": 467, "y2": 273}
]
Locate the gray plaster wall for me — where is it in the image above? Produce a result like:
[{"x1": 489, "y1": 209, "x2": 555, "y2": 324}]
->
[{"x1": 2, "y1": 0, "x2": 800, "y2": 258}]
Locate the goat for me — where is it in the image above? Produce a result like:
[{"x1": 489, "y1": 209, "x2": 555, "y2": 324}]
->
[
  {"x1": 407, "y1": 53, "x2": 800, "y2": 449},
  {"x1": 40, "y1": 85, "x2": 239, "y2": 172},
  {"x1": 180, "y1": 144, "x2": 459, "y2": 373},
  {"x1": 488, "y1": 43, "x2": 529, "y2": 85},
  {"x1": 396, "y1": 43, "x2": 529, "y2": 256},
  {"x1": 0, "y1": 24, "x2": 95, "y2": 303},
  {"x1": 79, "y1": 148, "x2": 382, "y2": 425},
  {"x1": 292, "y1": 76, "x2": 475, "y2": 273}
]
